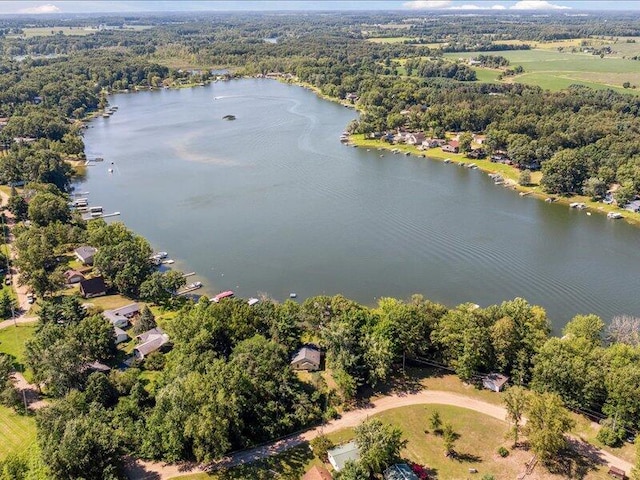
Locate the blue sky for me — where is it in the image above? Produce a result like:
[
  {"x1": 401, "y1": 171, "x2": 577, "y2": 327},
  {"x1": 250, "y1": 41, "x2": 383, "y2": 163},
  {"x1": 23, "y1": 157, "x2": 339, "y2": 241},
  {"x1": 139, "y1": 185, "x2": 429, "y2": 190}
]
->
[{"x1": 1, "y1": 1, "x2": 640, "y2": 15}]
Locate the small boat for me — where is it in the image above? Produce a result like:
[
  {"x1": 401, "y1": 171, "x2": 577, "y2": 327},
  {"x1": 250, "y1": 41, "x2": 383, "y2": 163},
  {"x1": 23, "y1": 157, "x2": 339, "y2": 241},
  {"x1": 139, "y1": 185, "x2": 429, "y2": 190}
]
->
[
  {"x1": 156, "y1": 252, "x2": 168, "y2": 259},
  {"x1": 289, "y1": 293, "x2": 297, "y2": 298},
  {"x1": 161, "y1": 259, "x2": 175, "y2": 265},
  {"x1": 102, "y1": 113, "x2": 110, "y2": 118},
  {"x1": 222, "y1": 114, "x2": 236, "y2": 120},
  {"x1": 94, "y1": 157, "x2": 104, "y2": 162},
  {"x1": 570, "y1": 202, "x2": 587, "y2": 210},
  {"x1": 108, "y1": 168, "x2": 114, "y2": 173},
  {"x1": 607, "y1": 212, "x2": 623, "y2": 219},
  {"x1": 211, "y1": 290, "x2": 234, "y2": 302},
  {"x1": 248, "y1": 298, "x2": 260, "y2": 306},
  {"x1": 188, "y1": 281, "x2": 203, "y2": 289},
  {"x1": 443, "y1": 158, "x2": 452, "y2": 163},
  {"x1": 545, "y1": 197, "x2": 556, "y2": 203},
  {"x1": 404, "y1": 152, "x2": 410, "y2": 156}
]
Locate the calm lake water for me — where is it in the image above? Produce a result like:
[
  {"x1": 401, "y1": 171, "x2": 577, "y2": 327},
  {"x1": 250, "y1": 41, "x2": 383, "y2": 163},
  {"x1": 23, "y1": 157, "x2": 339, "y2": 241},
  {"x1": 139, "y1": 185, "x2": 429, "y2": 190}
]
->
[{"x1": 81, "y1": 79, "x2": 640, "y2": 330}]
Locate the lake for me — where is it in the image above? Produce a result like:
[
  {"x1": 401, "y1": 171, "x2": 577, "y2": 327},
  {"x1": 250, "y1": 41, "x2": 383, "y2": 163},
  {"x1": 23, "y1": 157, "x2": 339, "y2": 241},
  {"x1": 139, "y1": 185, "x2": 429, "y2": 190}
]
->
[{"x1": 81, "y1": 79, "x2": 640, "y2": 330}]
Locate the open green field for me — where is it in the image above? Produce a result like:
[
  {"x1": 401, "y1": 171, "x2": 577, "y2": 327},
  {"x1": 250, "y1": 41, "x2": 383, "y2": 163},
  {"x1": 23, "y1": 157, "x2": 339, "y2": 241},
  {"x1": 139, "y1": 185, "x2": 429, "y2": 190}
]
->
[
  {"x1": 9, "y1": 25, "x2": 152, "y2": 38},
  {"x1": 0, "y1": 405, "x2": 37, "y2": 460},
  {"x1": 0, "y1": 325, "x2": 36, "y2": 371},
  {"x1": 367, "y1": 36, "x2": 414, "y2": 44},
  {"x1": 447, "y1": 49, "x2": 640, "y2": 93}
]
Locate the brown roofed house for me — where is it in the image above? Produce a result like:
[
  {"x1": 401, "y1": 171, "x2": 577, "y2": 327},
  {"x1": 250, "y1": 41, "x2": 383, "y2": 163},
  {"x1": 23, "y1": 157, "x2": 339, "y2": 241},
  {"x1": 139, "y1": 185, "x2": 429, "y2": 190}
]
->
[
  {"x1": 302, "y1": 465, "x2": 332, "y2": 480},
  {"x1": 79, "y1": 276, "x2": 107, "y2": 298}
]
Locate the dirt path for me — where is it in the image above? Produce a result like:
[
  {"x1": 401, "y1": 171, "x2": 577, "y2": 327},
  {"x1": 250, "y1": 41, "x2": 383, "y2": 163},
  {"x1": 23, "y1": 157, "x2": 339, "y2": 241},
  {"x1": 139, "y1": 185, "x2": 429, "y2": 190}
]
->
[
  {"x1": 126, "y1": 389, "x2": 633, "y2": 479},
  {"x1": 0, "y1": 190, "x2": 34, "y2": 318},
  {"x1": 10, "y1": 371, "x2": 49, "y2": 410}
]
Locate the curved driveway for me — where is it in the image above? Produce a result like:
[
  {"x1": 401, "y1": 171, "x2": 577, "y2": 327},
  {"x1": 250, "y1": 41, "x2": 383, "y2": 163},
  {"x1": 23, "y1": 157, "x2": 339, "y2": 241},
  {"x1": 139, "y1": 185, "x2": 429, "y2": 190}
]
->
[{"x1": 129, "y1": 389, "x2": 633, "y2": 479}]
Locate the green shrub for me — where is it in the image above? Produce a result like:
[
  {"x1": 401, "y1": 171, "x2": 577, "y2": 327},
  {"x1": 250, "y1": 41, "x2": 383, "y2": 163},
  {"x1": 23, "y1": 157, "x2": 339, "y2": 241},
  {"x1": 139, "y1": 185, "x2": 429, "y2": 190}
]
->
[{"x1": 497, "y1": 446, "x2": 509, "y2": 457}]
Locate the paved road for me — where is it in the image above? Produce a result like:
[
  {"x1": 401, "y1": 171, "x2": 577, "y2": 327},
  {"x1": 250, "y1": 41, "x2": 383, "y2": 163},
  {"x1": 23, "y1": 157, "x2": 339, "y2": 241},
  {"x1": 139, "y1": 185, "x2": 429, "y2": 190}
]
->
[{"x1": 127, "y1": 389, "x2": 634, "y2": 479}]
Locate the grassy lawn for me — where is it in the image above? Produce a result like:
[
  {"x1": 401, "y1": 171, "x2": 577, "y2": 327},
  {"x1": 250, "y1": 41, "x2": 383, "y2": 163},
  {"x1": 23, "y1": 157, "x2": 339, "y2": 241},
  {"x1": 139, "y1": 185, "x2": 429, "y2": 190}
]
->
[
  {"x1": 367, "y1": 36, "x2": 414, "y2": 43},
  {"x1": 445, "y1": 49, "x2": 640, "y2": 94},
  {"x1": 175, "y1": 404, "x2": 615, "y2": 480},
  {"x1": 13, "y1": 26, "x2": 97, "y2": 37},
  {"x1": 0, "y1": 405, "x2": 37, "y2": 459},
  {"x1": 0, "y1": 325, "x2": 36, "y2": 371},
  {"x1": 84, "y1": 293, "x2": 137, "y2": 311}
]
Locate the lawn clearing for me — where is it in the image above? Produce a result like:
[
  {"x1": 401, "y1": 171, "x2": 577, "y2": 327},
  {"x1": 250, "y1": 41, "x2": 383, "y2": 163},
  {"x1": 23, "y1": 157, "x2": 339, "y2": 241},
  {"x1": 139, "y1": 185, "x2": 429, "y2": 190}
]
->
[
  {"x1": 0, "y1": 405, "x2": 37, "y2": 460},
  {"x1": 0, "y1": 325, "x2": 36, "y2": 370},
  {"x1": 367, "y1": 36, "x2": 414, "y2": 44}
]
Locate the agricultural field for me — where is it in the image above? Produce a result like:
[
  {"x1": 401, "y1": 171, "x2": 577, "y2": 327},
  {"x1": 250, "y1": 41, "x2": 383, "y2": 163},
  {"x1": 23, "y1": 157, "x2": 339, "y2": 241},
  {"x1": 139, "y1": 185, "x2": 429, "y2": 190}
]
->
[
  {"x1": 8, "y1": 25, "x2": 152, "y2": 38},
  {"x1": 445, "y1": 49, "x2": 640, "y2": 93},
  {"x1": 367, "y1": 36, "x2": 415, "y2": 44}
]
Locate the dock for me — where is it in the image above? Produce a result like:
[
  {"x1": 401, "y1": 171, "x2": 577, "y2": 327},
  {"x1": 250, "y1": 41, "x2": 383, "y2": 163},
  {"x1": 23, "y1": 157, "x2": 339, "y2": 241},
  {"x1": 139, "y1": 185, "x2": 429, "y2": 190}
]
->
[
  {"x1": 182, "y1": 272, "x2": 196, "y2": 278},
  {"x1": 177, "y1": 284, "x2": 203, "y2": 295}
]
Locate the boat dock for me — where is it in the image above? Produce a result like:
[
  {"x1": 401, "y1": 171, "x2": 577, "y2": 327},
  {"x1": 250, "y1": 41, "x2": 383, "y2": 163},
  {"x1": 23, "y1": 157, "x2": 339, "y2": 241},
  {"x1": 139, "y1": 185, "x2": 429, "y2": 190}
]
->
[{"x1": 177, "y1": 282, "x2": 203, "y2": 295}]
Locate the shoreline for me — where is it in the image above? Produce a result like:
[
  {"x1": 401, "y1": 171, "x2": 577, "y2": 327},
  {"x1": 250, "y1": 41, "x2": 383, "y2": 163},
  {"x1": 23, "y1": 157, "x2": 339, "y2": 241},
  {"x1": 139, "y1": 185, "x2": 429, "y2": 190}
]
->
[{"x1": 348, "y1": 134, "x2": 640, "y2": 228}]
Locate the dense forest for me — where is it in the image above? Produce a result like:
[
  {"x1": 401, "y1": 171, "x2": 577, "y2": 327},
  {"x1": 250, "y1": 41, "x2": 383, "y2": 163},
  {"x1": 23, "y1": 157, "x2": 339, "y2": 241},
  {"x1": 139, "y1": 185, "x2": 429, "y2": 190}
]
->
[{"x1": 0, "y1": 10, "x2": 640, "y2": 479}]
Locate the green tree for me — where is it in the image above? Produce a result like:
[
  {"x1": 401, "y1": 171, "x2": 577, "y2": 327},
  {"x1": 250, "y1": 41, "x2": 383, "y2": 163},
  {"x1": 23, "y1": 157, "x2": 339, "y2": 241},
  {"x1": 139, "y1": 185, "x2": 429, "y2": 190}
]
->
[
  {"x1": 310, "y1": 434, "x2": 334, "y2": 462},
  {"x1": 442, "y1": 422, "x2": 457, "y2": 457},
  {"x1": 459, "y1": 132, "x2": 473, "y2": 153},
  {"x1": 335, "y1": 461, "x2": 369, "y2": 480},
  {"x1": 524, "y1": 392, "x2": 575, "y2": 462},
  {"x1": 37, "y1": 394, "x2": 122, "y2": 480},
  {"x1": 7, "y1": 193, "x2": 28, "y2": 221},
  {"x1": 27, "y1": 192, "x2": 70, "y2": 227},
  {"x1": 562, "y1": 314, "x2": 604, "y2": 347},
  {"x1": 503, "y1": 386, "x2": 529, "y2": 447},
  {"x1": 429, "y1": 410, "x2": 442, "y2": 433},
  {"x1": 518, "y1": 169, "x2": 532, "y2": 186},
  {"x1": 0, "y1": 290, "x2": 17, "y2": 320},
  {"x1": 134, "y1": 306, "x2": 157, "y2": 335},
  {"x1": 354, "y1": 419, "x2": 406, "y2": 475},
  {"x1": 582, "y1": 177, "x2": 607, "y2": 200}
]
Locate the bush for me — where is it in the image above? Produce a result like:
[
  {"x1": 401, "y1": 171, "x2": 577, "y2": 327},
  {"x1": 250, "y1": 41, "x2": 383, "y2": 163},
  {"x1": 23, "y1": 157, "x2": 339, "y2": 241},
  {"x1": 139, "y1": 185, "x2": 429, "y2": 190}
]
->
[
  {"x1": 498, "y1": 446, "x2": 509, "y2": 457},
  {"x1": 323, "y1": 405, "x2": 339, "y2": 422},
  {"x1": 597, "y1": 420, "x2": 626, "y2": 447},
  {"x1": 143, "y1": 351, "x2": 165, "y2": 371},
  {"x1": 482, "y1": 476, "x2": 496, "y2": 480}
]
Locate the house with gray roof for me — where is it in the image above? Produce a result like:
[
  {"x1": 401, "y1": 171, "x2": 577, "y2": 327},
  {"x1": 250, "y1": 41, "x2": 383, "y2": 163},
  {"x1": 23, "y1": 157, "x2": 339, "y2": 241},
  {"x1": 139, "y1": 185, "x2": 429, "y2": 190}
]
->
[
  {"x1": 327, "y1": 441, "x2": 360, "y2": 472},
  {"x1": 384, "y1": 464, "x2": 419, "y2": 480},
  {"x1": 114, "y1": 326, "x2": 129, "y2": 345},
  {"x1": 291, "y1": 346, "x2": 321, "y2": 371},
  {"x1": 74, "y1": 246, "x2": 97, "y2": 265},
  {"x1": 103, "y1": 303, "x2": 140, "y2": 328},
  {"x1": 134, "y1": 327, "x2": 170, "y2": 360}
]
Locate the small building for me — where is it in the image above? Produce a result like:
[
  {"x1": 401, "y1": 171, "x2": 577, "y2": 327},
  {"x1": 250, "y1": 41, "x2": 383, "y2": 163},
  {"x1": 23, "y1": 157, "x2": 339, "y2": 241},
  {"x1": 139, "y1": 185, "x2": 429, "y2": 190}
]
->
[
  {"x1": 114, "y1": 326, "x2": 129, "y2": 344},
  {"x1": 74, "y1": 246, "x2": 97, "y2": 265},
  {"x1": 82, "y1": 361, "x2": 111, "y2": 374},
  {"x1": 608, "y1": 466, "x2": 626, "y2": 480},
  {"x1": 64, "y1": 269, "x2": 85, "y2": 285},
  {"x1": 405, "y1": 133, "x2": 426, "y2": 146},
  {"x1": 442, "y1": 140, "x2": 459, "y2": 154},
  {"x1": 327, "y1": 441, "x2": 360, "y2": 472},
  {"x1": 79, "y1": 276, "x2": 107, "y2": 298},
  {"x1": 483, "y1": 373, "x2": 509, "y2": 392},
  {"x1": 291, "y1": 346, "x2": 321, "y2": 371},
  {"x1": 103, "y1": 303, "x2": 140, "y2": 328},
  {"x1": 422, "y1": 138, "x2": 446, "y2": 149},
  {"x1": 302, "y1": 465, "x2": 332, "y2": 480},
  {"x1": 134, "y1": 327, "x2": 170, "y2": 360},
  {"x1": 384, "y1": 463, "x2": 420, "y2": 480}
]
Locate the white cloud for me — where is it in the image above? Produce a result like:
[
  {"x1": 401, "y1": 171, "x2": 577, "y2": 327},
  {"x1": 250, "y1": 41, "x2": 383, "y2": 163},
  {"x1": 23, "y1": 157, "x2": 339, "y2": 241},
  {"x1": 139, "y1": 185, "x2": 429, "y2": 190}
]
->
[
  {"x1": 449, "y1": 4, "x2": 483, "y2": 9},
  {"x1": 491, "y1": 4, "x2": 507, "y2": 9},
  {"x1": 403, "y1": 1, "x2": 453, "y2": 9},
  {"x1": 18, "y1": 3, "x2": 61, "y2": 14},
  {"x1": 510, "y1": 1, "x2": 571, "y2": 10}
]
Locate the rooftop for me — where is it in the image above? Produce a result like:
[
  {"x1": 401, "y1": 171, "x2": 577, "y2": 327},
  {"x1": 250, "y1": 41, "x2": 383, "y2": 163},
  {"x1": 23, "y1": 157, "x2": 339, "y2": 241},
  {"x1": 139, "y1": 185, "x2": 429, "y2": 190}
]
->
[{"x1": 328, "y1": 440, "x2": 360, "y2": 471}]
